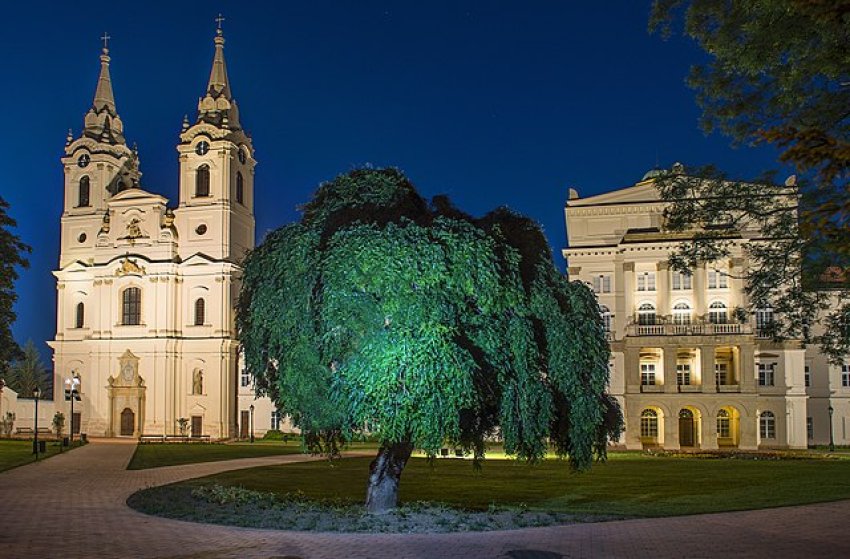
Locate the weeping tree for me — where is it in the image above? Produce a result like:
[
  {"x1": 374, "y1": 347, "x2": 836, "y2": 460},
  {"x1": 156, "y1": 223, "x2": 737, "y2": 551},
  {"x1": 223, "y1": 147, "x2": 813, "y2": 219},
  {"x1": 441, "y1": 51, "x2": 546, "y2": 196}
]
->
[{"x1": 238, "y1": 168, "x2": 622, "y2": 513}]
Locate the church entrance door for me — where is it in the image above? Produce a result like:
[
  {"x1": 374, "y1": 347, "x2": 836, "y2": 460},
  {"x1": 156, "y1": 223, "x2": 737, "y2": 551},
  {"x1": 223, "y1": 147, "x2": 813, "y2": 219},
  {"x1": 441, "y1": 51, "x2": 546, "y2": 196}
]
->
[
  {"x1": 120, "y1": 408, "x2": 135, "y2": 436},
  {"x1": 240, "y1": 411, "x2": 249, "y2": 439},
  {"x1": 191, "y1": 415, "x2": 202, "y2": 438}
]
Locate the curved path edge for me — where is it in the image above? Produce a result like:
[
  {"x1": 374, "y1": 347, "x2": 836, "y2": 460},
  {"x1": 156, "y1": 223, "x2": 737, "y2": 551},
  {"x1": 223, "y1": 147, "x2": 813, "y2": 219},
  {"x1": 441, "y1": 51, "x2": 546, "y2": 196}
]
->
[{"x1": 1, "y1": 440, "x2": 849, "y2": 558}]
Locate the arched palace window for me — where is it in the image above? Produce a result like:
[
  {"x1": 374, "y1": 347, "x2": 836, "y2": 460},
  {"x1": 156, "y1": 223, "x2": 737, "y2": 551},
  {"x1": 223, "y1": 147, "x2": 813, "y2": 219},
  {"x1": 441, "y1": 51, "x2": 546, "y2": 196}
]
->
[
  {"x1": 640, "y1": 409, "x2": 659, "y2": 440},
  {"x1": 717, "y1": 409, "x2": 731, "y2": 438},
  {"x1": 672, "y1": 302, "x2": 692, "y2": 325},
  {"x1": 708, "y1": 301, "x2": 728, "y2": 324},
  {"x1": 122, "y1": 287, "x2": 141, "y2": 326},
  {"x1": 195, "y1": 165, "x2": 210, "y2": 197},
  {"x1": 638, "y1": 303, "x2": 656, "y2": 326}
]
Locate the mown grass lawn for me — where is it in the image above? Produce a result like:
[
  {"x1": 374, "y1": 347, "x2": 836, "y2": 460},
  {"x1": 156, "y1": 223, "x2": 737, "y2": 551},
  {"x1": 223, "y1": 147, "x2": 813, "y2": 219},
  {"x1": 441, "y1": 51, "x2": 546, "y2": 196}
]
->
[
  {"x1": 127, "y1": 441, "x2": 309, "y2": 470},
  {"x1": 174, "y1": 452, "x2": 850, "y2": 517},
  {"x1": 0, "y1": 439, "x2": 77, "y2": 472}
]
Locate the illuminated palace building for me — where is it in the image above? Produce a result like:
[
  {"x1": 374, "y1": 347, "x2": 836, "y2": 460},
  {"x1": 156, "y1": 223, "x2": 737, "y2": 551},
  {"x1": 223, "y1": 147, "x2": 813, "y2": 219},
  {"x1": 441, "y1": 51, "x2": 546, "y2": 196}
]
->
[
  {"x1": 47, "y1": 28, "x2": 281, "y2": 439},
  {"x1": 564, "y1": 170, "x2": 847, "y2": 450}
]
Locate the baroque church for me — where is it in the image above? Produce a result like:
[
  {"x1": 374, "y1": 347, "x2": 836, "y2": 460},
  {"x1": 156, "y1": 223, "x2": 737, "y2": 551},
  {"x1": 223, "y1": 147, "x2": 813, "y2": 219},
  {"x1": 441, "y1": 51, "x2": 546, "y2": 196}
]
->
[{"x1": 47, "y1": 26, "x2": 277, "y2": 439}]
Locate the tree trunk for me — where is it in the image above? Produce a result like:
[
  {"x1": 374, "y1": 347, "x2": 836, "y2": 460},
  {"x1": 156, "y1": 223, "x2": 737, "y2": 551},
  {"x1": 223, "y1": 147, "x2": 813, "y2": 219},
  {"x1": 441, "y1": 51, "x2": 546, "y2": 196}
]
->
[{"x1": 365, "y1": 442, "x2": 414, "y2": 514}]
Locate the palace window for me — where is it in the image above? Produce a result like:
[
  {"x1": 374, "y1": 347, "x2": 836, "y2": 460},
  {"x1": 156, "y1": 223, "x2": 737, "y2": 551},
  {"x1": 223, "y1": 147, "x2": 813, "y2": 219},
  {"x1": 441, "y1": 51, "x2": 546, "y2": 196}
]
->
[
  {"x1": 717, "y1": 409, "x2": 731, "y2": 438},
  {"x1": 807, "y1": 417, "x2": 814, "y2": 440},
  {"x1": 240, "y1": 369, "x2": 250, "y2": 387},
  {"x1": 640, "y1": 363, "x2": 656, "y2": 386},
  {"x1": 78, "y1": 176, "x2": 90, "y2": 207},
  {"x1": 637, "y1": 303, "x2": 657, "y2": 325},
  {"x1": 755, "y1": 306, "x2": 774, "y2": 335},
  {"x1": 805, "y1": 365, "x2": 811, "y2": 387},
  {"x1": 236, "y1": 171, "x2": 244, "y2": 205},
  {"x1": 842, "y1": 364, "x2": 850, "y2": 388},
  {"x1": 671, "y1": 271, "x2": 692, "y2": 290},
  {"x1": 760, "y1": 411, "x2": 776, "y2": 439},
  {"x1": 195, "y1": 165, "x2": 210, "y2": 197},
  {"x1": 676, "y1": 363, "x2": 691, "y2": 386},
  {"x1": 636, "y1": 272, "x2": 656, "y2": 292},
  {"x1": 592, "y1": 274, "x2": 612, "y2": 293},
  {"x1": 194, "y1": 298, "x2": 205, "y2": 326},
  {"x1": 600, "y1": 305, "x2": 613, "y2": 333},
  {"x1": 672, "y1": 302, "x2": 692, "y2": 325},
  {"x1": 75, "y1": 302, "x2": 84, "y2": 329},
  {"x1": 715, "y1": 362, "x2": 729, "y2": 386},
  {"x1": 708, "y1": 301, "x2": 728, "y2": 324},
  {"x1": 271, "y1": 410, "x2": 281, "y2": 431},
  {"x1": 758, "y1": 363, "x2": 775, "y2": 387},
  {"x1": 640, "y1": 409, "x2": 659, "y2": 439},
  {"x1": 708, "y1": 270, "x2": 728, "y2": 289},
  {"x1": 121, "y1": 287, "x2": 141, "y2": 326}
]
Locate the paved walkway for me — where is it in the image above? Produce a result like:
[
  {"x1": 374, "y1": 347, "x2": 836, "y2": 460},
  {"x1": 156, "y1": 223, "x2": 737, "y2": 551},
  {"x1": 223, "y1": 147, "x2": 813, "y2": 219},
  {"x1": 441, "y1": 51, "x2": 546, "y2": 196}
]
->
[{"x1": 1, "y1": 440, "x2": 849, "y2": 559}]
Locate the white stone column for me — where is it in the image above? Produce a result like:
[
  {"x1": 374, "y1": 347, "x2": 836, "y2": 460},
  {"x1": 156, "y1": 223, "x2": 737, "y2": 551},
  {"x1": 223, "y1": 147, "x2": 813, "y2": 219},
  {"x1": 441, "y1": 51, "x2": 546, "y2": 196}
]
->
[
  {"x1": 657, "y1": 261, "x2": 670, "y2": 322},
  {"x1": 663, "y1": 346, "x2": 678, "y2": 393},
  {"x1": 701, "y1": 345, "x2": 717, "y2": 393}
]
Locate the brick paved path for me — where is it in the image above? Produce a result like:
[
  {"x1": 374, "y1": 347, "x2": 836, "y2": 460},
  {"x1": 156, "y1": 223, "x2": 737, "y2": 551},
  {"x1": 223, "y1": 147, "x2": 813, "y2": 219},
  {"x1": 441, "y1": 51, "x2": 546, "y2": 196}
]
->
[{"x1": 1, "y1": 440, "x2": 849, "y2": 558}]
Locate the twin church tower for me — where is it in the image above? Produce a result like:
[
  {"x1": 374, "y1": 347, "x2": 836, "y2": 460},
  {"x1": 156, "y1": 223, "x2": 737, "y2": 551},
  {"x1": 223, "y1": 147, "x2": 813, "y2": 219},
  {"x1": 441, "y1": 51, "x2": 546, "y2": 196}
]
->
[{"x1": 48, "y1": 25, "x2": 269, "y2": 439}]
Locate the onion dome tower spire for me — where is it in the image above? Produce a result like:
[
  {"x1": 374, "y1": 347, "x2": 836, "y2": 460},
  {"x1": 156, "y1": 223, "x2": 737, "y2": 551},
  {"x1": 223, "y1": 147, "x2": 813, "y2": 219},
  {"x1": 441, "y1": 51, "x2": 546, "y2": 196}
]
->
[
  {"x1": 82, "y1": 33, "x2": 125, "y2": 145},
  {"x1": 196, "y1": 15, "x2": 241, "y2": 130}
]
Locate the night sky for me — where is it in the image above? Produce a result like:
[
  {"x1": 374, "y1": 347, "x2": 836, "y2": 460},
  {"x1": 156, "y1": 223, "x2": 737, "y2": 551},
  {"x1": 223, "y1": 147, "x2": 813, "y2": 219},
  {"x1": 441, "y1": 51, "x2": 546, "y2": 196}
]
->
[{"x1": 2, "y1": 1, "x2": 784, "y2": 360}]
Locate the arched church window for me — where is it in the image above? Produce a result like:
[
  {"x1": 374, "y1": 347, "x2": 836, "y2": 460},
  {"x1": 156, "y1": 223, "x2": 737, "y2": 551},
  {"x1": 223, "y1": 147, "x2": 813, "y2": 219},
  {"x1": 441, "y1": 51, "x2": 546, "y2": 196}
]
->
[
  {"x1": 75, "y1": 302, "x2": 84, "y2": 329},
  {"x1": 236, "y1": 171, "x2": 244, "y2": 205},
  {"x1": 194, "y1": 298, "x2": 205, "y2": 326},
  {"x1": 78, "y1": 176, "x2": 90, "y2": 207},
  {"x1": 122, "y1": 287, "x2": 141, "y2": 326},
  {"x1": 195, "y1": 165, "x2": 210, "y2": 197}
]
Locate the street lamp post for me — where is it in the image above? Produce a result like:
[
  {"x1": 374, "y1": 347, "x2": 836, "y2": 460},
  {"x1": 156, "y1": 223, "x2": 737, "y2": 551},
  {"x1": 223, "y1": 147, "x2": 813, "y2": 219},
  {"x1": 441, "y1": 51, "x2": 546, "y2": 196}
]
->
[
  {"x1": 828, "y1": 405, "x2": 835, "y2": 452},
  {"x1": 64, "y1": 374, "x2": 81, "y2": 445},
  {"x1": 32, "y1": 386, "x2": 41, "y2": 458},
  {"x1": 249, "y1": 404, "x2": 255, "y2": 443}
]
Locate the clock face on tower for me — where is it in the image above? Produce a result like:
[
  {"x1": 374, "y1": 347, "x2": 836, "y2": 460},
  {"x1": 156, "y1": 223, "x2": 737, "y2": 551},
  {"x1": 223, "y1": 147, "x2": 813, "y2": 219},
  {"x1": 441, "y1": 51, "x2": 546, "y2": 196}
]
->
[
  {"x1": 195, "y1": 141, "x2": 210, "y2": 156},
  {"x1": 77, "y1": 154, "x2": 90, "y2": 168}
]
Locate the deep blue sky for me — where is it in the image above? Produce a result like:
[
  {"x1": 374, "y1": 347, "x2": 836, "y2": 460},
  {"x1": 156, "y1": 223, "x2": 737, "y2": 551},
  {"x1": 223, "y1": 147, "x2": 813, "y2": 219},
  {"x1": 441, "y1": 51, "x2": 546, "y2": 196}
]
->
[{"x1": 2, "y1": 1, "x2": 783, "y2": 360}]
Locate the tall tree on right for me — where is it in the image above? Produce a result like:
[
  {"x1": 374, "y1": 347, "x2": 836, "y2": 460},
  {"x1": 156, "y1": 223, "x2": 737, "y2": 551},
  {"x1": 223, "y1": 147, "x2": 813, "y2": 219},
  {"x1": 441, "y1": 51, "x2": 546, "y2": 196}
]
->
[
  {"x1": 0, "y1": 196, "x2": 30, "y2": 379},
  {"x1": 649, "y1": 1, "x2": 850, "y2": 361}
]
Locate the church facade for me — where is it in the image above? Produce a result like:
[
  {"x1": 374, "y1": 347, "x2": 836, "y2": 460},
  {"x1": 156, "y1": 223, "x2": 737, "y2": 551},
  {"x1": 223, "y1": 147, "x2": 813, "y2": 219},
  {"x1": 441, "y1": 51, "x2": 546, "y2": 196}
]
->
[{"x1": 46, "y1": 28, "x2": 278, "y2": 439}]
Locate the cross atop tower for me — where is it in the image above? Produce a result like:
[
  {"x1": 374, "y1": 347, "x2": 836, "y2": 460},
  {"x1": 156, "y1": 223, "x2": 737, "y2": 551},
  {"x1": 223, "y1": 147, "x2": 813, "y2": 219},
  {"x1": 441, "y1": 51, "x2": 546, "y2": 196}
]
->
[
  {"x1": 215, "y1": 14, "x2": 225, "y2": 32},
  {"x1": 101, "y1": 32, "x2": 111, "y2": 51}
]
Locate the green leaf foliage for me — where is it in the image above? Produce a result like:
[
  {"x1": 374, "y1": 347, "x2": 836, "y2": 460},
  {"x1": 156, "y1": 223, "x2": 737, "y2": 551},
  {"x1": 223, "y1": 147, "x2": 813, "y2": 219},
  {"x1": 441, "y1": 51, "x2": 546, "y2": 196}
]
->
[
  {"x1": 0, "y1": 196, "x2": 30, "y2": 378},
  {"x1": 238, "y1": 168, "x2": 622, "y2": 470}
]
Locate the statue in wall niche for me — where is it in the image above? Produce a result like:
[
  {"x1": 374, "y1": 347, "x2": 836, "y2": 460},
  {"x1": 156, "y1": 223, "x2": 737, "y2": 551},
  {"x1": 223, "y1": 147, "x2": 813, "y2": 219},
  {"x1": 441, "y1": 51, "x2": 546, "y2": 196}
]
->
[
  {"x1": 99, "y1": 212, "x2": 111, "y2": 235},
  {"x1": 193, "y1": 369, "x2": 203, "y2": 395}
]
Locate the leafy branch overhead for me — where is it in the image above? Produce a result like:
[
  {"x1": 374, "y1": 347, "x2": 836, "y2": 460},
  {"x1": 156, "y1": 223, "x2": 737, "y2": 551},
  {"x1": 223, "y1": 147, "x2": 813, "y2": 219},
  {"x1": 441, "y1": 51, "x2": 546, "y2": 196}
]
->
[
  {"x1": 237, "y1": 168, "x2": 622, "y2": 512},
  {"x1": 650, "y1": 1, "x2": 850, "y2": 362}
]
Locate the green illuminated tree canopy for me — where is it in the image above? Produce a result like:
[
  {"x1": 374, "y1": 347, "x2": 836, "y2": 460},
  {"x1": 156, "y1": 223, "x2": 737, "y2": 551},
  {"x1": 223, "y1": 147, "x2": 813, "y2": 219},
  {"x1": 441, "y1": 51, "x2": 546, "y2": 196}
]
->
[{"x1": 237, "y1": 168, "x2": 621, "y2": 513}]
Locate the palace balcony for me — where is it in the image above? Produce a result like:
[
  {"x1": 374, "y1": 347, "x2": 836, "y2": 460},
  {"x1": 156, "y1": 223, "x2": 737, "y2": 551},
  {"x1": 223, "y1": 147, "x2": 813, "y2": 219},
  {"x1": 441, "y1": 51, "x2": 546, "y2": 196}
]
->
[{"x1": 625, "y1": 320, "x2": 753, "y2": 337}]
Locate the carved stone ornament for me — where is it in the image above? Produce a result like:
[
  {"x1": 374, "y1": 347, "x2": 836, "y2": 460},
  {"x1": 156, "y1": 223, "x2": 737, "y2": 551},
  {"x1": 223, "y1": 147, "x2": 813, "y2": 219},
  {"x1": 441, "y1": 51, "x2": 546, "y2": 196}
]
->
[
  {"x1": 115, "y1": 257, "x2": 145, "y2": 277},
  {"x1": 125, "y1": 218, "x2": 144, "y2": 239}
]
